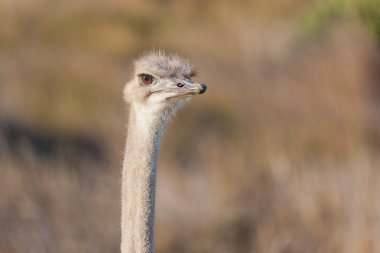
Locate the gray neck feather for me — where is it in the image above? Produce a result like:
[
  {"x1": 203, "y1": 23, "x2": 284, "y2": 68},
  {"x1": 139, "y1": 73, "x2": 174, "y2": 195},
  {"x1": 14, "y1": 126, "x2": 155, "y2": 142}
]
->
[{"x1": 121, "y1": 104, "x2": 168, "y2": 253}]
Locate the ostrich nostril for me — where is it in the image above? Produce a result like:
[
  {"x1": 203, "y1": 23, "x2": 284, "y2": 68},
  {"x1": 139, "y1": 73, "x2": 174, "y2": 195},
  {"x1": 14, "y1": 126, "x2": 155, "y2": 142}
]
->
[{"x1": 177, "y1": 83, "x2": 185, "y2": 88}]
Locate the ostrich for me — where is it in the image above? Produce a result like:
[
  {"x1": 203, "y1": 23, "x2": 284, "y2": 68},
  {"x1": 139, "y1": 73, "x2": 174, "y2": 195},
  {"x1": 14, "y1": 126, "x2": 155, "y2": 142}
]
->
[{"x1": 121, "y1": 52, "x2": 207, "y2": 253}]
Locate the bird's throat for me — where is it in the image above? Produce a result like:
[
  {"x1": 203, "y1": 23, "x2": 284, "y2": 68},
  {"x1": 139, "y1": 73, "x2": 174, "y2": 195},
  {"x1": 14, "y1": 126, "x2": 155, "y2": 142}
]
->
[{"x1": 121, "y1": 105, "x2": 165, "y2": 253}]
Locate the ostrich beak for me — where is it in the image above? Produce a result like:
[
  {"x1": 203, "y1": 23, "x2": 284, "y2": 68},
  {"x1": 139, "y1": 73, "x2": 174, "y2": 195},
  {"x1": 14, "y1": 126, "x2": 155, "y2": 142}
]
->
[
  {"x1": 174, "y1": 80, "x2": 207, "y2": 96},
  {"x1": 151, "y1": 79, "x2": 207, "y2": 98}
]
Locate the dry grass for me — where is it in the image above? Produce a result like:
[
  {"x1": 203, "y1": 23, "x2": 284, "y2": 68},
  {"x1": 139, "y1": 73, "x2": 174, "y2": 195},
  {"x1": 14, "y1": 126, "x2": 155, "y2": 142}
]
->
[{"x1": 1, "y1": 0, "x2": 380, "y2": 252}]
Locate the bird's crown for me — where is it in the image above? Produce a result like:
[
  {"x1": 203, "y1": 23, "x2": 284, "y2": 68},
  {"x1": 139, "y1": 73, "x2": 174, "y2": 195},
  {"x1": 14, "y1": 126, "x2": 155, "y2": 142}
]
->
[{"x1": 134, "y1": 51, "x2": 196, "y2": 79}]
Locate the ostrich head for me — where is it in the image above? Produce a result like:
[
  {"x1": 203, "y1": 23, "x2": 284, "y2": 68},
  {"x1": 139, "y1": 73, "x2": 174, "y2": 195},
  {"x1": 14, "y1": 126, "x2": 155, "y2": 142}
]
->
[{"x1": 123, "y1": 52, "x2": 207, "y2": 118}]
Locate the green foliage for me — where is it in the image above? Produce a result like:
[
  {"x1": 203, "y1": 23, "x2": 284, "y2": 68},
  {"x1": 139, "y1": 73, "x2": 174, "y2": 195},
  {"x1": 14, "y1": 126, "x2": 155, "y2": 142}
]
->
[
  {"x1": 358, "y1": 0, "x2": 380, "y2": 41},
  {"x1": 300, "y1": 0, "x2": 380, "y2": 43}
]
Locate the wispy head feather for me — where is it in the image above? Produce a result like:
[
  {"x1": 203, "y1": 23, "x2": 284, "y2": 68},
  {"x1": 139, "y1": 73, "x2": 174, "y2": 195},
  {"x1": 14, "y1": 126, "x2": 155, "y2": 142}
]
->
[{"x1": 134, "y1": 51, "x2": 196, "y2": 79}]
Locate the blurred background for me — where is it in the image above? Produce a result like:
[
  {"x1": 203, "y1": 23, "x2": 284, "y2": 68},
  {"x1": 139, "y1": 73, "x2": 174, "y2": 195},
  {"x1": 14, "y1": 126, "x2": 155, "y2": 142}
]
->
[{"x1": 1, "y1": 0, "x2": 380, "y2": 252}]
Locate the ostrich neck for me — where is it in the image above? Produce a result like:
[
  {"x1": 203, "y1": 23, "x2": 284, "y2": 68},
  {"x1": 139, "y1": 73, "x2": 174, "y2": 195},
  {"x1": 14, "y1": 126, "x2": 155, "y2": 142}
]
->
[{"x1": 121, "y1": 104, "x2": 166, "y2": 253}]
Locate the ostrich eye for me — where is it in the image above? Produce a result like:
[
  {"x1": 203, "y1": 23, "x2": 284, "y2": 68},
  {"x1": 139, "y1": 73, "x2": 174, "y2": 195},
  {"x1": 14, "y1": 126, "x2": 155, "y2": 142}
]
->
[{"x1": 138, "y1": 74, "x2": 154, "y2": 85}]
